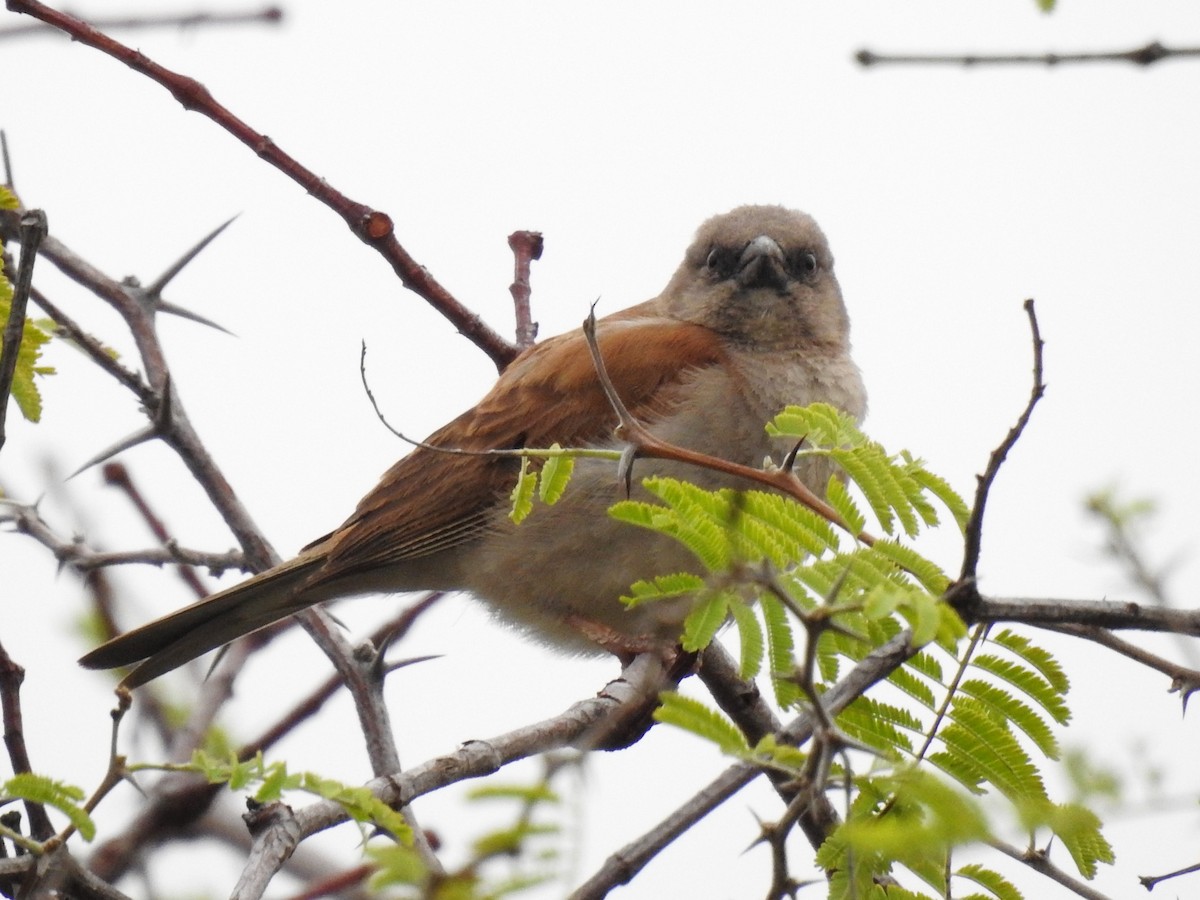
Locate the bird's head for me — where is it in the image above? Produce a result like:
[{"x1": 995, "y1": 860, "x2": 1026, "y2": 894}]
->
[{"x1": 661, "y1": 205, "x2": 850, "y2": 353}]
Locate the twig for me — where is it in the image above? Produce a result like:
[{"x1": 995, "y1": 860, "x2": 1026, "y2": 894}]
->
[
  {"x1": 0, "y1": 208, "x2": 46, "y2": 453},
  {"x1": 970, "y1": 595, "x2": 1200, "y2": 636},
  {"x1": 5, "y1": 0, "x2": 518, "y2": 369},
  {"x1": 0, "y1": 641, "x2": 55, "y2": 840},
  {"x1": 568, "y1": 631, "x2": 916, "y2": 899},
  {"x1": 0, "y1": 6, "x2": 284, "y2": 40},
  {"x1": 508, "y1": 230, "x2": 543, "y2": 350},
  {"x1": 698, "y1": 644, "x2": 841, "y2": 851},
  {"x1": 987, "y1": 837, "x2": 1113, "y2": 900},
  {"x1": 240, "y1": 595, "x2": 443, "y2": 758},
  {"x1": 1139, "y1": 858, "x2": 1200, "y2": 892},
  {"x1": 1038, "y1": 622, "x2": 1200, "y2": 707},
  {"x1": 103, "y1": 462, "x2": 211, "y2": 600},
  {"x1": 959, "y1": 299, "x2": 1044, "y2": 584},
  {"x1": 1, "y1": 494, "x2": 246, "y2": 575},
  {"x1": 231, "y1": 654, "x2": 669, "y2": 899},
  {"x1": 28, "y1": 284, "x2": 149, "y2": 398},
  {"x1": 856, "y1": 41, "x2": 1196, "y2": 69}
]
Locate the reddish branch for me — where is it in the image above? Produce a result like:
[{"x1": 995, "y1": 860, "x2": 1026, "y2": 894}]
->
[
  {"x1": 4, "y1": 0, "x2": 518, "y2": 370},
  {"x1": 508, "y1": 230, "x2": 544, "y2": 349}
]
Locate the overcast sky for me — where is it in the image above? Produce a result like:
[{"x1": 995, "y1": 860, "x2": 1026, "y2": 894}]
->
[{"x1": 4, "y1": 2, "x2": 1200, "y2": 897}]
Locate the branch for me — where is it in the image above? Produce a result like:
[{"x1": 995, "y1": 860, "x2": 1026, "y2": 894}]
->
[
  {"x1": 0, "y1": 641, "x2": 55, "y2": 840},
  {"x1": 0, "y1": 208, "x2": 45, "y2": 453},
  {"x1": 1038, "y1": 623, "x2": 1200, "y2": 707},
  {"x1": 969, "y1": 595, "x2": 1200, "y2": 636},
  {"x1": 569, "y1": 631, "x2": 916, "y2": 898},
  {"x1": 0, "y1": 495, "x2": 246, "y2": 574},
  {"x1": 5, "y1": 0, "x2": 518, "y2": 369},
  {"x1": 507, "y1": 230, "x2": 543, "y2": 349},
  {"x1": 987, "y1": 837, "x2": 1113, "y2": 900},
  {"x1": 231, "y1": 654, "x2": 670, "y2": 899},
  {"x1": 960, "y1": 298, "x2": 1044, "y2": 582},
  {"x1": 0, "y1": 5, "x2": 283, "y2": 40},
  {"x1": 856, "y1": 40, "x2": 1197, "y2": 69}
]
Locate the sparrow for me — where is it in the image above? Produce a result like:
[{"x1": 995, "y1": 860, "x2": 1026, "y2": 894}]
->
[{"x1": 80, "y1": 205, "x2": 867, "y2": 688}]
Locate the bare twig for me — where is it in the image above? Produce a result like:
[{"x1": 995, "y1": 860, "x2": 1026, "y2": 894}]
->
[
  {"x1": 0, "y1": 641, "x2": 55, "y2": 840},
  {"x1": 970, "y1": 595, "x2": 1200, "y2": 636},
  {"x1": 856, "y1": 40, "x2": 1196, "y2": 69},
  {"x1": 231, "y1": 654, "x2": 670, "y2": 899},
  {"x1": 1, "y1": 493, "x2": 247, "y2": 575},
  {"x1": 959, "y1": 299, "x2": 1045, "y2": 584},
  {"x1": 0, "y1": 208, "x2": 46, "y2": 453},
  {"x1": 0, "y1": 5, "x2": 283, "y2": 40},
  {"x1": 987, "y1": 837, "x2": 1113, "y2": 900},
  {"x1": 508, "y1": 230, "x2": 543, "y2": 349},
  {"x1": 1139, "y1": 858, "x2": 1200, "y2": 892},
  {"x1": 5, "y1": 0, "x2": 518, "y2": 369},
  {"x1": 1038, "y1": 622, "x2": 1200, "y2": 707},
  {"x1": 242, "y1": 595, "x2": 443, "y2": 758},
  {"x1": 103, "y1": 462, "x2": 212, "y2": 600}
]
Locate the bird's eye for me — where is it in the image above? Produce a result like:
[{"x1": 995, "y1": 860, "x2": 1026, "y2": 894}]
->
[
  {"x1": 705, "y1": 245, "x2": 737, "y2": 278},
  {"x1": 789, "y1": 250, "x2": 818, "y2": 278}
]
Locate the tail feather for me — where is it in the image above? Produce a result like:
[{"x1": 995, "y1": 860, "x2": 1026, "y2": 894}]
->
[{"x1": 80, "y1": 552, "x2": 326, "y2": 688}]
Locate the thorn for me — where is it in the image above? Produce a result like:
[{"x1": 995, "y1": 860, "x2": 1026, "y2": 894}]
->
[
  {"x1": 66, "y1": 425, "x2": 158, "y2": 480},
  {"x1": 783, "y1": 437, "x2": 806, "y2": 472},
  {"x1": 146, "y1": 215, "x2": 239, "y2": 296},
  {"x1": 617, "y1": 445, "x2": 638, "y2": 498},
  {"x1": 155, "y1": 301, "x2": 236, "y2": 336},
  {"x1": 382, "y1": 653, "x2": 443, "y2": 677}
]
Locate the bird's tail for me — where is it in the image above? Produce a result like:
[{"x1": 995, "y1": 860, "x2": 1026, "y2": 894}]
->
[{"x1": 79, "y1": 551, "x2": 327, "y2": 689}]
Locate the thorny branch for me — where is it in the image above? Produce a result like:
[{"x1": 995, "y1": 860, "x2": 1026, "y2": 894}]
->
[{"x1": 5, "y1": 0, "x2": 518, "y2": 370}]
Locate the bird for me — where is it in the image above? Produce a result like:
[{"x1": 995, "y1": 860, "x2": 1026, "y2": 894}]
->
[{"x1": 80, "y1": 204, "x2": 867, "y2": 689}]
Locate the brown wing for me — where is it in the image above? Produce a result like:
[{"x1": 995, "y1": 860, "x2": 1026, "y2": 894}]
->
[{"x1": 310, "y1": 312, "x2": 728, "y2": 581}]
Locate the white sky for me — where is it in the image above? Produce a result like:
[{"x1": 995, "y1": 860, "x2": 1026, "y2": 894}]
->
[{"x1": 3, "y1": 2, "x2": 1200, "y2": 897}]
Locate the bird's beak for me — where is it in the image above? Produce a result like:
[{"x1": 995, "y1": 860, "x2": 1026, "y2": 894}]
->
[{"x1": 736, "y1": 235, "x2": 788, "y2": 290}]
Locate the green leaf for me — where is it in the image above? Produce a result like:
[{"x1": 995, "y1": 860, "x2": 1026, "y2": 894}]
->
[
  {"x1": 989, "y1": 629, "x2": 1069, "y2": 694},
  {"x1": 620, "y1": 572, "x2": 704, "y2": 608},
  {"x1": 958, "y1": 678, "x2": 1059, "y2": 759},
  {"x1": 509, "y1": 457, "x2": 536, "y2": 523},
  {"x1": 760, "y1": 592, "x2": 801, "y2": 707},
  {"x1": 654, "y1": 692, "x2": 748, "y2": 755},
  {"x1": 971, "y1": 653, "x2": 1070, "y2": 725},
  {"x1": 825, "y1": 474, "x2": 867, "y2": 536},
  {"x1": 933, "y1": 700, "x2": 1048, "y2": 804},
  {"x1": 467, "y1": 783, "x2": 559, "y2": 804},
  {"x1": 954, "y1": 863, "x2": 1022, "y2": 900},
  {"x1": 3, "y1": 773, "x2": 95, "y2": 841},
  {"x1": 681, "y1": 590, "x2": 729, "y2": 651},
  {"x1": 837, "y1": 697, "x2": 921, "y2": 758},
  {"x1": 1019, "y1": 800, "x2": 1114, "y2": 878},
  {"x1": 0, "y1": 282, "x2": 55, "y2": 423},
  {"x1": 728, "y1": 599, "x2": 764, "y2": 679},
  {"x1": 0, "y1": 186, "x2": 18, "y2": 210},
  {"x1": 537, "y1": 444, "x2": 574, "y2": 504}
]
